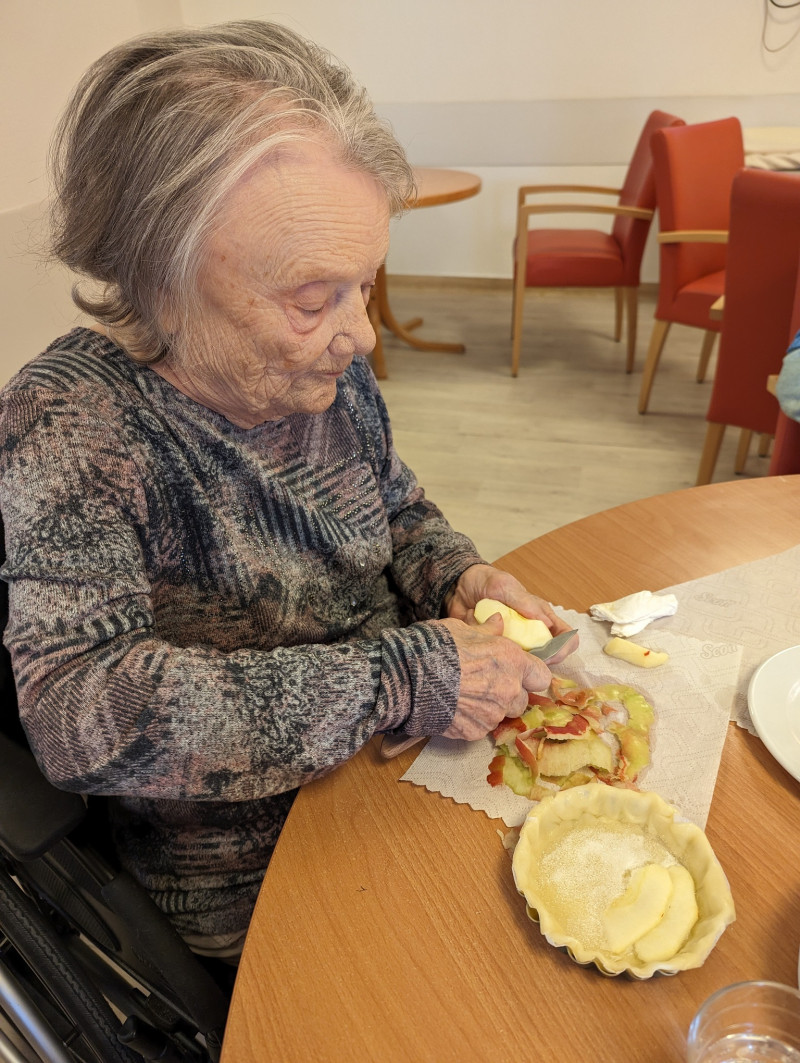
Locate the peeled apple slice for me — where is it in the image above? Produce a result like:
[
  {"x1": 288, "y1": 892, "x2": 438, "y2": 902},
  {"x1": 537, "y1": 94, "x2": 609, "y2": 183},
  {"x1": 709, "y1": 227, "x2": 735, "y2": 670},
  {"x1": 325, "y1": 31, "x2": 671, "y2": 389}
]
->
[
  {"x1": 603, "y1": 636, "x2": 669, "y2": 669},
  {"x1": 535, "y1": 732, "x2": 614, "y2": 778},
  {"x1": 601, "y1": 863, "x2": 672, "y2": 954},
  {"x1": 474, "y1": 598, "x2": 551, "y2": 650},
  {"x1": 634, "y1": 864, "x2": 698, "y2": 964}
]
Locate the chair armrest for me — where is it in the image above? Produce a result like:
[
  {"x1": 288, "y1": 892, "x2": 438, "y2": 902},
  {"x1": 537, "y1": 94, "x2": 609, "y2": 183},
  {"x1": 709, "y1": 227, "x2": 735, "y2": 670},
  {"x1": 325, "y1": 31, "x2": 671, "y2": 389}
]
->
[
  {"x1": 0, "y1": 734, "x2": 86, "y2": 860},
  {"x1": 709, "y1": 295, "x2": 725, "y2": 322},
  {"x1": 100, "y1": 870, "x2": 230, "y2": 1036},
  {"x1": 658, "y1": 229, "x2": 729, "y2": 244},
  {"x1": 518, "y1": 184, "x2": 622, "y2": 205},
  {"x1": 518, "y1": 202, "x2": 653, "y2": 225}
]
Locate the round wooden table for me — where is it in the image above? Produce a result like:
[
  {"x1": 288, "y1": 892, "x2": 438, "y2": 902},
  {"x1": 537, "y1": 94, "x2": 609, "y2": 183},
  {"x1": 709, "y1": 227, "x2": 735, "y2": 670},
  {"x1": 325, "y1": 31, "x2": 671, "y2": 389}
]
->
[
  {"x1": 220, "y1": 475, "x2": 800, "y2": 1063},
  {"x1": 368, "y1": 167, "x2": 482, "y2": 379}
]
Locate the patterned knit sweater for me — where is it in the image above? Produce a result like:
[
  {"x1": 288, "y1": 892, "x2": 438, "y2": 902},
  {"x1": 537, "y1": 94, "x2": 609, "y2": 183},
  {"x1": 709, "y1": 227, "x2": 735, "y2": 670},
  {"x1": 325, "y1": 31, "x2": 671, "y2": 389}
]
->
[{"x1": 0, "y1": 328, "x2": 483, "y2": 935}]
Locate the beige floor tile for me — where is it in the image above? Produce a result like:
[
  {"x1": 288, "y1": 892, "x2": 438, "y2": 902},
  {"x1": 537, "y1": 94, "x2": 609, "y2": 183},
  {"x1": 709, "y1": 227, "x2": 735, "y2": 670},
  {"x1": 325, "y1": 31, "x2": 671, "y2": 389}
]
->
[{"x1": 377, "y1": 280, "x2": 767, "y2": 563}]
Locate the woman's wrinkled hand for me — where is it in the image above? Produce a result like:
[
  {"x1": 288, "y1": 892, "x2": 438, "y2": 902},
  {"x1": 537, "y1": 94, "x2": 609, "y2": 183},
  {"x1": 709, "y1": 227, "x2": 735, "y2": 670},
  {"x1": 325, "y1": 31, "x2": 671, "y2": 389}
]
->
[
  {"x1": 445, "y1": 563, "x2": 579, "y2": 666},
  {"x1": 438, "y1": 612, "x2": 552, "y2": 741}
]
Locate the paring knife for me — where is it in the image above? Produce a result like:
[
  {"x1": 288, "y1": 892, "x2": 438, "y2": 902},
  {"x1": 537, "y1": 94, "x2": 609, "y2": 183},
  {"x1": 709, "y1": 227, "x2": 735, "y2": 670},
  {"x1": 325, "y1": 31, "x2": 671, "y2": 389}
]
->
[
  {"x1": 379, "y1": 628, "x2": 580, "y2": 759},
  {"x1": 527, "y1": 627, "x2": 579, "y2": 661}
]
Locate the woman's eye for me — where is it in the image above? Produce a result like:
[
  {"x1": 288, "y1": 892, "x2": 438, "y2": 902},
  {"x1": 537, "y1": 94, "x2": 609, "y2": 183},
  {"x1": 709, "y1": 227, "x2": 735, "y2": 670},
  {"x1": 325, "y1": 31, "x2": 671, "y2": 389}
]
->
[
  {"x1": 361, "y1": 283, "x2": 375, "y2": 306},
  {"x1": 298, "y1": 304, "x2": 325, "y2": 316}
]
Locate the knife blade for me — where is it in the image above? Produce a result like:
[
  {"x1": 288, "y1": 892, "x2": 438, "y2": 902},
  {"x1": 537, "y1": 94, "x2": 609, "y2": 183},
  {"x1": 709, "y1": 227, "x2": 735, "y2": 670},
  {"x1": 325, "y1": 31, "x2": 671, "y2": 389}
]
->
[{"x1": 528, "y1": 628, "x2": 579, "y2": 662}]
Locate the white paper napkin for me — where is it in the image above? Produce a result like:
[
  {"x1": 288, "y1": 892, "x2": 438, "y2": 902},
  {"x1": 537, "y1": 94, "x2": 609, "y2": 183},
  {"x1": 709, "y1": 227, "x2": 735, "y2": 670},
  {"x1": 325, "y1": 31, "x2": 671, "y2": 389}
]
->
[
  {"x1": 401, "y1": 610, "x2": 740, "y2": 830},
  {"x1": 656, "y1": 544, "x2": 800, "y2": 732},
  {"x1": 589, "y1": 590, "x2": 678, "y2": 637}
]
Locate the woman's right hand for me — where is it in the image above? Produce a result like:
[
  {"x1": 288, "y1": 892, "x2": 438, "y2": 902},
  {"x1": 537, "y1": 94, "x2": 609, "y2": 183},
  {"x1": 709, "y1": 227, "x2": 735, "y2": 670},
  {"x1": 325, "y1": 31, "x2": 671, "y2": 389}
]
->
[{"x1": 438, "y1": 613, "x2": 552, "y2": 741}]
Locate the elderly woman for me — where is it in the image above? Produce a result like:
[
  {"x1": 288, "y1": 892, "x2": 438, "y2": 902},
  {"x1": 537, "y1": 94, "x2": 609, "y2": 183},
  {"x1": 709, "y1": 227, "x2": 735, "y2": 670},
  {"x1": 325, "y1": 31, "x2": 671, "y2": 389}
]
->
[{"x1": 0, "y1": 21, "x2": 574, "y2": 959}]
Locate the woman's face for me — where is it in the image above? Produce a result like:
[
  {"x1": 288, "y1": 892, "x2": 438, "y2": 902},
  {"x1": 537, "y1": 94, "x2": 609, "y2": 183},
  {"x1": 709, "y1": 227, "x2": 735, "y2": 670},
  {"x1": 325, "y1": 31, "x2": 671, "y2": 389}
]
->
[{"x1": 158, "y1": 140, "x2": 391, "y2": 427}]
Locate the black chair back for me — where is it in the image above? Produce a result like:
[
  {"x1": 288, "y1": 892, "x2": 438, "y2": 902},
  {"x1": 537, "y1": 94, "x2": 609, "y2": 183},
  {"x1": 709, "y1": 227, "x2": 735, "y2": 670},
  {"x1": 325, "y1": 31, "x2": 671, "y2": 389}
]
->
[
  {"x1": 0, "y1": 512, "x2": 230, "y2": 1058},
  {"x1": 0, "y1": 516, "x2": 28, "y2": 748}
]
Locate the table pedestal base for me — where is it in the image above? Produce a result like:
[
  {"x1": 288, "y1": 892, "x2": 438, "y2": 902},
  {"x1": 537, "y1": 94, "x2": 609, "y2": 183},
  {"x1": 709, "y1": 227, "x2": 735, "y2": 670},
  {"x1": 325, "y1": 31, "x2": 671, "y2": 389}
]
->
[{"x1": 368, "y1": 266, "x2": 466, "y2": 379}]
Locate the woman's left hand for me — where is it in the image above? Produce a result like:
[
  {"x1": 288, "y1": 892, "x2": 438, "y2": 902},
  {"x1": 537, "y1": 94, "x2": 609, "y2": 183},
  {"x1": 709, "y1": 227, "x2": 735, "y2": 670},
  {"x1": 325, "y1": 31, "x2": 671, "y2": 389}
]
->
[{"x1": 445, "y1": 563, "x2": 578, "y2": 665}]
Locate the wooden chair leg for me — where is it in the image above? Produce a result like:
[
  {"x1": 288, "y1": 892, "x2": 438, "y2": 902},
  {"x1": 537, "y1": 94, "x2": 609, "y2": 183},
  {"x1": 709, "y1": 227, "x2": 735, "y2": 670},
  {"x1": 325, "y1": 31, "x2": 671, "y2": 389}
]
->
[
  {"x1": 614, "y1": 288, "x2": 623, "y2": 342},
  {"x1": 757, "y1": 433, "x2": 772, "y2": 457},
  {"x1": 510, "y1": 265, "x2": 518, "y2": 340},
  {"x1": 770, "y1": 410, "x2": 800, "y2": 475},
  {"x1": 734, "y1": 429, "x2": 752, "y2": 474},
  {"x1": 511, "y1": 268, "x2": 528, "y2": 379},
  {"x1": 367, "y1": 292, "x2": 387, "y2": 380},
  {"x1": 696, "y1": 330, "x2": 718, "y2": 383},
  {"x1": 697, "y1": 422, "x2": 726, "y2": 485},
  {"x1": 624, "y1": 287, "x2": 638, "y2": 374},
  {"x1": 638, "y1": 320, "x2": 671, "y2": 414}
]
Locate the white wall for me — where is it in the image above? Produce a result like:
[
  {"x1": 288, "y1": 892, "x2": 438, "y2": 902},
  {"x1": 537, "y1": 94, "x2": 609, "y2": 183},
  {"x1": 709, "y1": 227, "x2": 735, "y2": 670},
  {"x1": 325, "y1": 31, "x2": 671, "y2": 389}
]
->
[
  {"x1": 181, "y1": 1, "x2": 800, "y2": 278},
  {"x1": 0, "y1": 0, "x2": 184, "y2": 377},
  {"x1": 181, "y1": 0, "x2": 800, "y2": 102},
  {"x1": 3, "y1": 0, "x2": 800, "y2": 381}
]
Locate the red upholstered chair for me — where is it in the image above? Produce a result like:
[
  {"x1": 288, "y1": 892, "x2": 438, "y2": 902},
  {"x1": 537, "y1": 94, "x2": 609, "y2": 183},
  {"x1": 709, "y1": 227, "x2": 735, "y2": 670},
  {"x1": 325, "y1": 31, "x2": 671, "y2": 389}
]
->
[
  {"x1": 696, "y1": 169, "x2": 800, "y2": 484},
  {"x1": 637, "y1": 117, "x2": 744, "y2": 414},
  {"x1": 769, "y1": 267, "x2": 800, "y2": 477},
  {"x1": 510, "y1": 110, "x2": 684, "y2": 377},
  {"x1": 770, "y1": 407, "x2": 800, "y2": 476},
  {"x1": 769, "y1": 406, "x2": 798, "y2": 474}
]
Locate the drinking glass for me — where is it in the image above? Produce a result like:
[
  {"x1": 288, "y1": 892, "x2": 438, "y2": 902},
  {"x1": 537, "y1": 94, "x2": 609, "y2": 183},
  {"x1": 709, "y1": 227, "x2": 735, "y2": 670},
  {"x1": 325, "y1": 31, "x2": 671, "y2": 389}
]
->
[{"x1": 687, "y1": 981, "x2": 800, "y2": 1063}]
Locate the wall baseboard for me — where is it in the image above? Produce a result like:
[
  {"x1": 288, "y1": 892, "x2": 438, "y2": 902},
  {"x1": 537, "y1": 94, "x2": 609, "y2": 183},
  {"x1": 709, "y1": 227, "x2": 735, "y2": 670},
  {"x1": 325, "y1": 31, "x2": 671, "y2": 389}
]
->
[{"x1": 389, "y1": 275, "x2": 659, "y2": 295}]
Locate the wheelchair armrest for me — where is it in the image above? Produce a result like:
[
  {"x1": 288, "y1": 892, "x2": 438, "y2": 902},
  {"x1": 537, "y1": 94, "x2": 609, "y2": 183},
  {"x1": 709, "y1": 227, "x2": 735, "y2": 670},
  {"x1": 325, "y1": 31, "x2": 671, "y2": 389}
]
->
[
  {"x1": 0, "y1": 733, "x2": 86, "y2": 860},
  {"x1": 101, "y1": 870, "x2": 230, "y2": 1039}
]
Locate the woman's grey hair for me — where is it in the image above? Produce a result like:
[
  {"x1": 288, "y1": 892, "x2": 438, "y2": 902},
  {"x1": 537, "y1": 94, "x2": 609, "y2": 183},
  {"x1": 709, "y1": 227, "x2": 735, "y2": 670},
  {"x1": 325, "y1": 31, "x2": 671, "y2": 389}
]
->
[{"x1": 49, "y1": 20, "x2": 415, "y2": 362}]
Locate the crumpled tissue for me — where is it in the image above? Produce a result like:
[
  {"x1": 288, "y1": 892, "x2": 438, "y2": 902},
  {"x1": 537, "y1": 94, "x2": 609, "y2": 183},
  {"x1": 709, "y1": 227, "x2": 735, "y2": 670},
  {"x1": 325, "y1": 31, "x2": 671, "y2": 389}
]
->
[{"x1": 589, "y1": 590, "x2": 678, "y2": 637}]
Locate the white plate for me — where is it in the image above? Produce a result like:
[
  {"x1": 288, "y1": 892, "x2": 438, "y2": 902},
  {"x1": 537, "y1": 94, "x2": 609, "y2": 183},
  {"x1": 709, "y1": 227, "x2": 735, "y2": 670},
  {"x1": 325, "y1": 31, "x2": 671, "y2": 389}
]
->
[{"x1": 747, "y1": 645, "x2": 800, "y2": 783}]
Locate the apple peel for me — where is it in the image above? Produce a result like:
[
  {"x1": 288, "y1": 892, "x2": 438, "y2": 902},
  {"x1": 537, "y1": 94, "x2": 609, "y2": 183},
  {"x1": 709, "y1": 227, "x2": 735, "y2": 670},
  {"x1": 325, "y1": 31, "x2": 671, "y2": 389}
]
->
[{"x1": 487, "y1": 677, "x2": 654, "y2": 799}]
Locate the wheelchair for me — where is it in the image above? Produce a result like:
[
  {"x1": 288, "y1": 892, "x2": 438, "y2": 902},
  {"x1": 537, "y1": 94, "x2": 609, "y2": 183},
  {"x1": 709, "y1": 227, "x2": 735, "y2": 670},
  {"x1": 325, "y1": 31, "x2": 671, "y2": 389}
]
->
[{"x1": 0, "y1": 524, "x2": 231, "y2": 1062}]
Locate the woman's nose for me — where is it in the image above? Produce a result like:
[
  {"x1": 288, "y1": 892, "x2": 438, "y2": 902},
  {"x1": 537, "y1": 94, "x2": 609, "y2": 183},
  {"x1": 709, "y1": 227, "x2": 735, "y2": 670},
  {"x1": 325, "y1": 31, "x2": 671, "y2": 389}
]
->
[{"x1": 330, "y1": 292, "x2": 377, "y2": 357}]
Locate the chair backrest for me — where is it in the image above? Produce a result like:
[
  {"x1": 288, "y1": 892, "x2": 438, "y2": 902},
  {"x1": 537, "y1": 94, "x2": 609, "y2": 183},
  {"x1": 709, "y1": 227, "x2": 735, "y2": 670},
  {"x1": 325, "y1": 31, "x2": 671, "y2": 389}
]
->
[
  {"x1": 706, "y1": 168, "x2": 800, "y2": 435},
  {"x1": 0, "y1": 511, "x2": 231, "y2": 1054},
  {"x1": 612, "y1": 109, "x2": 685, "y2": 284},
  {"x1": 765, "y1": 264, "x2": 800, "y2": 475},
  {"x1": 778, "y1": 263, "x2": 800, "y2": 466},
  {"x1": 770, "y1": 406, "x2": 800, "y2": 475},
  {"x1": 0, "y1": 517, "x2": 28, "y2": 749},
  {"x1": 652, "y1": 117, "x2": 744, "y2": 314},
  {"x1": 791, "y1": 259, "x2": 800, "y2": 337}
]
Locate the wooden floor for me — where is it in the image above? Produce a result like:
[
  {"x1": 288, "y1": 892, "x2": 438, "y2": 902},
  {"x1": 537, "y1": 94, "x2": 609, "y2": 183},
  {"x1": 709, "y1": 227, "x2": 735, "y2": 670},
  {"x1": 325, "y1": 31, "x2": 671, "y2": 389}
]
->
[{"x1": 375, "y1": 278, "x2": 770, "y2": 563}]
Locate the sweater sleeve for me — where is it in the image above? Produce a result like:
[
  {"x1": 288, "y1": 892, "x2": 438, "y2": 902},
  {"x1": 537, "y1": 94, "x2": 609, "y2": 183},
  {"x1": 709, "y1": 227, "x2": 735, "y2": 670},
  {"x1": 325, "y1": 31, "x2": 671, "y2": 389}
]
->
[
  {"x1": 0, "y1": 383, "x2": 459, "y2": 804},
  {"x1": 349, "y1": 359, "x2": 486, "y2": 618}
]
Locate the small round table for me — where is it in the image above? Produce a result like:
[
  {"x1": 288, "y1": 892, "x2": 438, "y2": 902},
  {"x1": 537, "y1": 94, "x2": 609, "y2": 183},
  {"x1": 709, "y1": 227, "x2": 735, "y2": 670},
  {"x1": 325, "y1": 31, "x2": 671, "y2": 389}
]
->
[
  {"x1": 219, "y1": 475, "x2": 800, "y2": 1063},
  {"x1": 368, "y1": 167, "x2": 482, "y2": 378}
]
